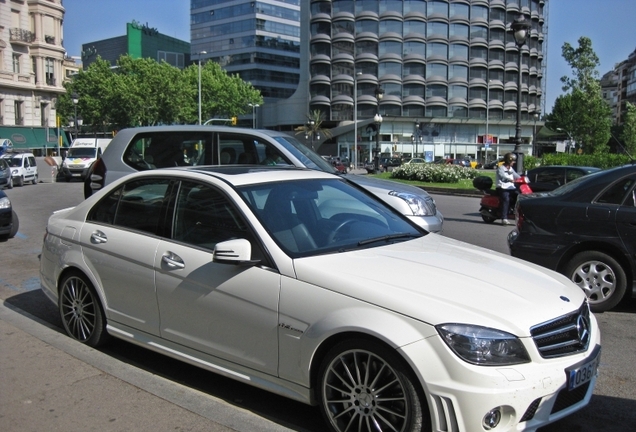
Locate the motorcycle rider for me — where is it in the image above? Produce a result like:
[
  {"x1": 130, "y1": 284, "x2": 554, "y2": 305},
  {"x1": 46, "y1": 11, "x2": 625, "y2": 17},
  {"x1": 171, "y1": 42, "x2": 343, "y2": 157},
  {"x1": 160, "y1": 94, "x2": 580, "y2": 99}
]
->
[{"x1": 496, "y1": 153, "x2": 520, "y2": 225}]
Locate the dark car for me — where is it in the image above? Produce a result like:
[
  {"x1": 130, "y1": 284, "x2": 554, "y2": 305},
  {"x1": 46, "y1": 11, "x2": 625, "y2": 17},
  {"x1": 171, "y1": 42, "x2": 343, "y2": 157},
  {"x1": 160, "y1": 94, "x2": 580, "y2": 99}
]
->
[
  {"x1": 508, "y1": 165, "x2": 636, "y2": 312},
  {"x1": 526, "y1": 165, "x2": 600, "y2": 192},
  {"x1": 0, "y1": 157, "x2": 13, "y2": 189},
  {"x1": 0, "y1": 189, "x2": 19, "y2": 239}
]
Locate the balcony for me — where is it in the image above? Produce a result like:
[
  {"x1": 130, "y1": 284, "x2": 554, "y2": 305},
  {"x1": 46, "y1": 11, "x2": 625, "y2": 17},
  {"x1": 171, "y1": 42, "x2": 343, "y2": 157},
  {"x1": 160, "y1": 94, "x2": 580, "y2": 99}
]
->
[
  {"x1": 10, "y1": 28, "x2": 35, "y2": 45},
  {"x1": 45, "y1": 35, "x2": 56, "y2": 44}
]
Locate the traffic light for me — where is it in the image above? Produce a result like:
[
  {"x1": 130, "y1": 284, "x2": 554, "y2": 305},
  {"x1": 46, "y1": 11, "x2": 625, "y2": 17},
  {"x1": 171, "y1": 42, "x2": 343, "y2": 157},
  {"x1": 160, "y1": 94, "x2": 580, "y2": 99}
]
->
[{"x1": 231, "y1": 116, "x2": 237, "y2": 126}]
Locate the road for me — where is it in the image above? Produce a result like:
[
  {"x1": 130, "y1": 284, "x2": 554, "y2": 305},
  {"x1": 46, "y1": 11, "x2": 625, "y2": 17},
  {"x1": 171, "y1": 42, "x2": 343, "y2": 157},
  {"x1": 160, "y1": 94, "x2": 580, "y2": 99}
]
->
[{"x1": 1, "y1": 181, "x2": 634, "y2": 431}]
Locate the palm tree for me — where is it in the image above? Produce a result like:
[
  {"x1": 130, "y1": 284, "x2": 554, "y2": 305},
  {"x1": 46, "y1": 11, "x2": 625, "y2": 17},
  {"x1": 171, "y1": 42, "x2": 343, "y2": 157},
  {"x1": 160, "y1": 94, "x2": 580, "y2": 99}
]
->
[{"x1": 295, "y1": 110, "x2": 332, "y2": 149}]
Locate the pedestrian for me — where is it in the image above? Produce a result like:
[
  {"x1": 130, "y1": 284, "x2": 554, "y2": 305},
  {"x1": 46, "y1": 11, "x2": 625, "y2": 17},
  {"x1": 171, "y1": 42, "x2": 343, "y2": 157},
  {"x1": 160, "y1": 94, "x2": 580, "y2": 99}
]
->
[{"x1": 496, "y1": 152, "x2": 520, "y2": 225}]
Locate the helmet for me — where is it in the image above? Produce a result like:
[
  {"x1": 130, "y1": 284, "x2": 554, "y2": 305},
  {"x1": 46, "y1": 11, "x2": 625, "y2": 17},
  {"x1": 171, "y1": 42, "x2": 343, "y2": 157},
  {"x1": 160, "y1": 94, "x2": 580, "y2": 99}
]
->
[{"x1": 503, "y1": 153, "x2": 517, "y2": 164}]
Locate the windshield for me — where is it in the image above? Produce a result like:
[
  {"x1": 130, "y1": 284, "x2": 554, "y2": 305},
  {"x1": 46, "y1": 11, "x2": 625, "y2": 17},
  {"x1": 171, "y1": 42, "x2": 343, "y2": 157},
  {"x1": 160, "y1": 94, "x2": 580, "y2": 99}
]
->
[
  {"x1": 3, "y1": 157, "x2": 21, "y2": 167},
  {"x1": 239, "y1": 178, "x2": 423, "y2": 258},
  {"x1": 272, "y1": 135, "x2": 337, "y2": 173},
  {"x1": 67, "y1": 148, "x2": 97, "y2": 158}
]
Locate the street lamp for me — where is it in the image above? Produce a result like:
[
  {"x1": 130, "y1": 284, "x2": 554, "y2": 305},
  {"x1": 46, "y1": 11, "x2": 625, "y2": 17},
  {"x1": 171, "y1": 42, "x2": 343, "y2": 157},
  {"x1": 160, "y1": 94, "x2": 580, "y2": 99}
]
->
[
  {"x1": 197, "y1": 51, "x2": 207, "y2": 125},
  {"x1": 373, "y1": 86, "x2": 384, "y2": 173},
  {"x1": 72, "y1": 92, "x2": 79, "y2": 141},
  {"x1": 510, "y1": 15, "x2": 531, "y2": 173},
  {"x1": 532, "y1": 111, "x2": 540, "y2": 156},
  {"x1": 305, "y1": 119, "x2": 319, "y2": 150},
  {"x1": 248, "y1": 103, "x2": 260, "y2": 128},
  {"x1": 353, "y1": 71, "x2": 362, "y2": 168},
  {"x1": 414, "y1": 120, "x2": 423, "y2": 157}
]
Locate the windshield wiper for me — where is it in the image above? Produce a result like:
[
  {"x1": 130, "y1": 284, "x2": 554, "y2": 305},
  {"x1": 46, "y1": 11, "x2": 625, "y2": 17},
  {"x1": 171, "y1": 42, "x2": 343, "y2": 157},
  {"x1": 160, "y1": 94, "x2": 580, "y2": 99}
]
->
[{"x1": 358, "y1": 233, "x2": 419, "y2": 246}]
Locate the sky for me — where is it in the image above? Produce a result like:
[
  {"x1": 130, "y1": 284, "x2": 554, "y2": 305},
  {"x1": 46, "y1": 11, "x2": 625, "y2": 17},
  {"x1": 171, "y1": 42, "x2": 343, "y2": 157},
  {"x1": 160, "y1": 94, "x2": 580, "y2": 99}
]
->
[{"x1": 62, "y1": 0, "x2": 636, "y2": 114}]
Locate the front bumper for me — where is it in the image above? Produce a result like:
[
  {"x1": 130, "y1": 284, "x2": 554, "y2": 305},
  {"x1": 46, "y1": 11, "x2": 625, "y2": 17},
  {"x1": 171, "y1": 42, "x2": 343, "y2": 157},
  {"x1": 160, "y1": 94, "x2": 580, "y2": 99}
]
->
[
  {"x1": 0, "y1": 208, "x2": 13, "y2": 235},
  {"x1": 62, "y1": 166, "x2": 91, "y2": 179},
  {"x1": 407, "y1": 210, "x2": 444, "y2": 234},
  {"x1": 400, "y1": 314, "x2": 600, "y2": 431}
]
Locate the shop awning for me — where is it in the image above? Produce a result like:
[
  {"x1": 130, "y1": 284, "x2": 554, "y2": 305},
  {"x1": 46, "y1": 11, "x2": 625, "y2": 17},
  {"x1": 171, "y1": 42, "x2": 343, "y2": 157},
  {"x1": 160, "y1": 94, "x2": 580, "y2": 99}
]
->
[{"x1": 0, "y1": 126, "x2": 70, "y2": 151}]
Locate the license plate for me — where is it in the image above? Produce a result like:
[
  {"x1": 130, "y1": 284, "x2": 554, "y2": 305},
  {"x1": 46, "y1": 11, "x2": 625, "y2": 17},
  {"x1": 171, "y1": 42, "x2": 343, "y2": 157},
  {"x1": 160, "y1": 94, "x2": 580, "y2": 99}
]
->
[{"x1": 567, "y1": 347, "x2": 601, "y2": 391}]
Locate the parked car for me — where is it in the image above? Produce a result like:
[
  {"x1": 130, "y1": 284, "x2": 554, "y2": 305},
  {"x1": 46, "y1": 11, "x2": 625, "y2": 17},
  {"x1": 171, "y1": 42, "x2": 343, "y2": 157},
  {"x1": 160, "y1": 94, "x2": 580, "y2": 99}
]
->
[
  {"x1": 0, "y1": 189, "x2": 18, "y2": 239},
  {"x1": 483, "y1": 158, "x2": 504, "y2": 169},
  {"x1": 509, "y1": 164, "x2": 636, "y2": 312},
  {"x1": 84, "y1": 126, "x2": 443, "y2": 233},
  {"x1": 404, "y1": 157, "x2": 426, "y2": 165},
  {"x1": 525, "y1": 165, "x2": 600, "y2": 192},
  {"x1": 0, "y1": 157, "x2": 13, "y2": 189},
  {"x1": 378, "y1": 157, "x2": 402, "y2": 172},
  {"x1": 42, "y1": 165, "x2": 600, "y2": 432},
  {"x1": 2, "y1": 152, "x2": 38, "y2": 186}
]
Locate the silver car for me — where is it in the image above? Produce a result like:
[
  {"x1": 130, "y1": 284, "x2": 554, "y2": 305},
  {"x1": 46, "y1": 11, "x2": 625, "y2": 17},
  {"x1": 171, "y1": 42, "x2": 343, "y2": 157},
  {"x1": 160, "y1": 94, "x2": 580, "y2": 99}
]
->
[
  {"x1": 42, "y1": 166, "x2": 600, "y2": 432},
  {"x1": 85, "y1": 126, "x2": 443, "y2": 232}
]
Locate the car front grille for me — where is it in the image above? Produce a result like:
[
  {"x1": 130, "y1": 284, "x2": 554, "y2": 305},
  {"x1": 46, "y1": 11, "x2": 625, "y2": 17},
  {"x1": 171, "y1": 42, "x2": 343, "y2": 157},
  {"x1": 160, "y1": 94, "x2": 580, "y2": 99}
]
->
[{"x1": 530, "y1": 303, "x2": 591, "y2": 358}]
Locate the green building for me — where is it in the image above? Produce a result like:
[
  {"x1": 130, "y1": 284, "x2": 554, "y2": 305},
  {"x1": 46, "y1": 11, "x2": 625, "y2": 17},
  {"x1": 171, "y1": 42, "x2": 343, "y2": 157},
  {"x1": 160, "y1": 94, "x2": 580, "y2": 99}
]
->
[{"x1": 81, "y1": 21, "x2": 190, "y2": 69}]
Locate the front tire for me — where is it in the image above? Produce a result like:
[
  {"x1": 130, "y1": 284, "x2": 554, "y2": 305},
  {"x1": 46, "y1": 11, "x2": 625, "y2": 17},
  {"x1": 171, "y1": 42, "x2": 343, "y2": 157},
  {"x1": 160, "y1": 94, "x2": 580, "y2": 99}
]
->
[
  {"x1": 318, "y1": 339, "x2": 427, "y2": 432},
  {"x1": 59, "y1": 271, "x2": 109, "y2": 347},
  {"x1": 564, "y1": 251, "x2": 627, "y2": 312},
  {"x1": 16, "y1": 176, "x2": 24, "y2": 187}
]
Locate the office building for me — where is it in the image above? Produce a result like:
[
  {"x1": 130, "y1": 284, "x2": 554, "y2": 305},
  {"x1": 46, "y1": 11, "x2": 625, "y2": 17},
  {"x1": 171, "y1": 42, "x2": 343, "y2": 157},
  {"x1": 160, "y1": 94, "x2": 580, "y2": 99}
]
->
[{"x1": 262, "y1": 0, "x2": 548, "y2": 163}]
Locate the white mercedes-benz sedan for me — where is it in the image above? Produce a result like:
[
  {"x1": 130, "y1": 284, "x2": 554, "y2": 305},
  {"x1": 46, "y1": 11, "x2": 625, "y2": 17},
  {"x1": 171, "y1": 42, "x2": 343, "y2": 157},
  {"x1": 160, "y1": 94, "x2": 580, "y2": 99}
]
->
[{"x1": 40, "y1": 166, "x2": 600, "y2": 432}]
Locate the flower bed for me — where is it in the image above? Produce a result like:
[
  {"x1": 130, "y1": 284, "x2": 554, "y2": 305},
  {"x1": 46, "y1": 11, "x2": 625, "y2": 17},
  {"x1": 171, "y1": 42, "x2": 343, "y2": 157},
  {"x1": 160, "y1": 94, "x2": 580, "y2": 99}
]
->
[{"x1": 391, "y1": 163, "x2": 480, "y2": 183}]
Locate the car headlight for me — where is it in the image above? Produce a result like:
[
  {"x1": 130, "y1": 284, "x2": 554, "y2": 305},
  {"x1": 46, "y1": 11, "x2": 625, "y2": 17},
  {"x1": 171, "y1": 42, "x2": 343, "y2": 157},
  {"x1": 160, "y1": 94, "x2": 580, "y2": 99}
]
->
[
  {"x1": 0, "y1": 197, "x2": 11, "y2": 209},
  {"x1": 11, "y1": 169, "x2": 18, "y2": 176},
  {"x1": 390, "y1": 191, "x2": 436, "y2": 216},
  {"x1": 437, "y1": 324, "x2": 530, "y2": 366}
]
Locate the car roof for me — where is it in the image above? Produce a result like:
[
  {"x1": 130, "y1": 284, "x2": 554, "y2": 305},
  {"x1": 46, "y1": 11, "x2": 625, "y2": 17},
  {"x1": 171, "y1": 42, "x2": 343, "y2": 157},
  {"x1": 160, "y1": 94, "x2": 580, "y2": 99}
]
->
[
  {"x1": 528, "y1": 165, "x2": 600, "y2": 171},
  {"x1": 113, "y1": 125, "x2": 295, "y2": 140},
  {"x1": 119, "y1": 165, "x2": 339, "y2": 188}
]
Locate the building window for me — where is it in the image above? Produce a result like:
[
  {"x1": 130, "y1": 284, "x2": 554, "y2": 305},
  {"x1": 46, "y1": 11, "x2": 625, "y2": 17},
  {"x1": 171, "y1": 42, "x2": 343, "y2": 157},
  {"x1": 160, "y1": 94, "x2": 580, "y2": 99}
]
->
[
  {"x1": 45, "y1": 58, "x2": 55, "y2": 86},
  {"x1": 32, "y1": 56, "x2": 38, "y2": 83},
  {"x1": 14, "y1": 101, "x2": 23, "y2": 125},
  {"x1": 13, "y1": 53, "x2": 21, "y2": 74}
]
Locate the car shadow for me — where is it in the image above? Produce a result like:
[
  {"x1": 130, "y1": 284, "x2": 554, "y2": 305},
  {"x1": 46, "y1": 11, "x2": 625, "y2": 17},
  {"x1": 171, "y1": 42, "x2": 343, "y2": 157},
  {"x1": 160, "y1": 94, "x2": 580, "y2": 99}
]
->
[{"x1": 3, "y1": 290, "x2": 322, "y2": 431}]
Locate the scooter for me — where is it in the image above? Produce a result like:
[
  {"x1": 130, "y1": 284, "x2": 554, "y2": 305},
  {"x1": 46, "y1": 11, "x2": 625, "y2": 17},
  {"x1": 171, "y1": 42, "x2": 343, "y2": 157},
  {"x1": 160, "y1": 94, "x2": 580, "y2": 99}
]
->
[{"x1": 472, "y1": 176, "x2": 532, "y2": 224}]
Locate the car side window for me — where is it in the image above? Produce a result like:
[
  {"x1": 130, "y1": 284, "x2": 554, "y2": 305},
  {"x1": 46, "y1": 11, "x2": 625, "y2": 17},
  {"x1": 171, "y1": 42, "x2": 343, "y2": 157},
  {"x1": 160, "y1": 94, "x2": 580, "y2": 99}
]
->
[
  {"x1": 596, "y1": 177, "x2": 636, "y2": 205},
  {"x1": 123, "y1": 132, "x2": 212, "y2": 171},
  {"x1": 87, "y1": 178, "x2": 171, "y2": 235},
  {"x1": 217, "y1": 133, "x2": 291, "y2": 166},
  {"x1": 536, "y1": 168, "x2": 563, "y2": 185},
  {"x1": 566, "y1": 169, "x2": 585, "y2": 182},
  {"x1": 173, "y1": 181, "x2": 258, "y2": 254}
]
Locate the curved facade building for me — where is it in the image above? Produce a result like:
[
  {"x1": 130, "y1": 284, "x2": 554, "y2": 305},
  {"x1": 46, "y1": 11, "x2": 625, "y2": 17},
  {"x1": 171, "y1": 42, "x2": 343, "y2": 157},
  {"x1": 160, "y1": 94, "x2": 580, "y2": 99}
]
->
[{"x1": 267, "y1": 0, "x2": 548, "y2": 163}]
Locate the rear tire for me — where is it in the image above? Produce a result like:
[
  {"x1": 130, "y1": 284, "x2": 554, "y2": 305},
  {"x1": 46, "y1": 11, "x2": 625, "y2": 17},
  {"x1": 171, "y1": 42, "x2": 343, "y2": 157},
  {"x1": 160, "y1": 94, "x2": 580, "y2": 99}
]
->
[
  {"x1": 481, "y1": 213, "x2": 497, "y2": 224},
  {"x1": 59, "y1": 271, "x2": 110, "y2": 347},
  {"x1": 564, "y1": 251, "x2": 627, "y2": 312},
  {"x1": 32, "y1": 174, "x2": 38, "y2": 185},
  {"x1": 317, "y1": 339, "x2": 428, "y2": 432}
]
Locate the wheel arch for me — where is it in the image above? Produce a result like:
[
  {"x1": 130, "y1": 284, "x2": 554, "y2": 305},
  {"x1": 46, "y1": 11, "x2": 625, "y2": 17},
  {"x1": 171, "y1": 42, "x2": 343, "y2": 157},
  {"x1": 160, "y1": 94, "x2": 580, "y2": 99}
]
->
[
  {"x1": 308, "y1": 331, "x2": 427, "y2": 404},
  {"x1": 556, "y1": 240, "x2": 633, "y2": 287}
]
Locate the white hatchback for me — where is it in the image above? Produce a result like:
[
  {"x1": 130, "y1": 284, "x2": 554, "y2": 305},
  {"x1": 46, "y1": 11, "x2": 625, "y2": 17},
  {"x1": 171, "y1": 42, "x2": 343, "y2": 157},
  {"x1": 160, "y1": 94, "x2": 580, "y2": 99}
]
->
[{"x1": 41, "y1": 166, "x2": 600, "y2": 432}]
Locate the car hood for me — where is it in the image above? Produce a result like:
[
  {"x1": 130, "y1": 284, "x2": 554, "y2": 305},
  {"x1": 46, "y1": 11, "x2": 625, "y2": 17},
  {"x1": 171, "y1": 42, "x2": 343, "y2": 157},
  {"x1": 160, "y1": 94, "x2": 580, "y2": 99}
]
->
[
  {"x1": 293, "y1": 234, "x2": 585, "y2": 336},
  {"x1": 343, "y1": 174, "x2": 432, "y2": 198}
]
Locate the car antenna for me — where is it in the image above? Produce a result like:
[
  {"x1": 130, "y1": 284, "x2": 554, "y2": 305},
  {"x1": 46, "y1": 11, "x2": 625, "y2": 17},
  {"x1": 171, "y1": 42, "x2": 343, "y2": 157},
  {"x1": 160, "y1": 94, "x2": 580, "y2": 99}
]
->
[{"x1": 610, "y1": 132, "x2": 635, "y2": 163}]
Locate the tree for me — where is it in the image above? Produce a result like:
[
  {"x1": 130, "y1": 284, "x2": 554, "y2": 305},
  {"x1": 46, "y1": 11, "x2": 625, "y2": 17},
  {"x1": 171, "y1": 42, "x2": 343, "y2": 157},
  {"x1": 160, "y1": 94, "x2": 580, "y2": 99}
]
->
[
  {"x1": 620, "y1": 102, "x2": 636, "y2": 156},
  {"x1": 59, "y1": 55, "x2": 262, "y2": 130},
  {"x1": 554, "y1": 37, "x2": 612, "y2": 153},
  {"x1": 294, "y1": 110, "x2": 332, "y2": 148}
]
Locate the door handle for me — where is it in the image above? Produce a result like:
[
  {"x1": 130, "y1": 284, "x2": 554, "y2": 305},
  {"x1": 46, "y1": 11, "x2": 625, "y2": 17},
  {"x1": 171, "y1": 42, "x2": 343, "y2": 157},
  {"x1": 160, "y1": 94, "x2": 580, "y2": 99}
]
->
[
  {"x1": 90, "y1": 230, "x2": 107, "y2": 244},
  {"x1": 162, "y1": 251, "x2": 185, "y2": 269}
]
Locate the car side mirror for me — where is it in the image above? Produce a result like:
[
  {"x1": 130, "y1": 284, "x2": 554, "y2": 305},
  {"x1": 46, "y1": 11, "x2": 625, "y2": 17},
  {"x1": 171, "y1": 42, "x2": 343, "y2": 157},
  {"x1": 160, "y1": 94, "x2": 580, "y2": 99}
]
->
[{"x1": 213, "y1": 238, "x2": 260, "y2": 266}]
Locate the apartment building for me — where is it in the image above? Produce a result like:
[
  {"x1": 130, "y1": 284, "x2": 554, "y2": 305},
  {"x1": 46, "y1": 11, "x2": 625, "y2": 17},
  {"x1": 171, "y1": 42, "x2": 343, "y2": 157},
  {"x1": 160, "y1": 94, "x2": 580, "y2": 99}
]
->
[{"x1": 0, "y1": 0, "x2": 69, "y2": 152}]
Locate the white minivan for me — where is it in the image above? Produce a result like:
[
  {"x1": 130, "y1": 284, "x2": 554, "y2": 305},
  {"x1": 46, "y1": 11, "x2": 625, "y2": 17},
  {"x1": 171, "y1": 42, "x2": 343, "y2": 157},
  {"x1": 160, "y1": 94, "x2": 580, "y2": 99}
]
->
[{"x1": 2, "y1": 152, "x2": 38, "y2": 186}]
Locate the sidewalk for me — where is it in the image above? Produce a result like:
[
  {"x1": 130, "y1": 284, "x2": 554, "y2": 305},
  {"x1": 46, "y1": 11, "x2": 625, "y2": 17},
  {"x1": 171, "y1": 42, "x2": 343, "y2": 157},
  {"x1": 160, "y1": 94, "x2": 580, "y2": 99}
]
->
[{"x1": 0, "y1": 301, "x2": 295, "y2": 432}]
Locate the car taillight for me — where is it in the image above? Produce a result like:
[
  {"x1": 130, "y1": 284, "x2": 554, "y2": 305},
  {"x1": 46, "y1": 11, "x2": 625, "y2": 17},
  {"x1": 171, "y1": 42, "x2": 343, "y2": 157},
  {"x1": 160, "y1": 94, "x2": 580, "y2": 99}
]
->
[{"x1": 515, "y1": 205, "x2": 524, "y2": 230}]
